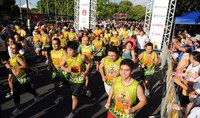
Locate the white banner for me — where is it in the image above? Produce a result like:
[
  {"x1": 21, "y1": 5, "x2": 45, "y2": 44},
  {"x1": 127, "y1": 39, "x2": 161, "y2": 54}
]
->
[
  {"x1": 79, "y1": 0, "x2": 90, "y2": 30},
  {"x1": 149, "y1": 0, "x2": 169, "y2": 50}
]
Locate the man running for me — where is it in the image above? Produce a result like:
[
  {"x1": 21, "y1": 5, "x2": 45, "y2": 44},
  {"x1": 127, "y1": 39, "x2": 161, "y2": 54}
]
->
[
  {"x1": 5, "y1": 42, "x2": 39, "y2": 116},
  {"x1": 138, "y1": 42, "x2": 159, "y2": 97},
  {"x1": 105, "y1": 59, "x2": 147, "y2": 118},
  {"x1": 61, "y1": 41, "x2": 91, "y2": 118},
  {"x1": 49, "y1": 38, "x2": 68, "y2": 104},
  {"x1": 99, "y1": 46, "x2": 122, "y2": 95}
]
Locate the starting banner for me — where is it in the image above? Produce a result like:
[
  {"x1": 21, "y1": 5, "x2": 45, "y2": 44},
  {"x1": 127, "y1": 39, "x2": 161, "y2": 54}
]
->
[
  {"x1": 79, "y1": 0, "x2": 90, "y2": 30},
  {"x1": 149, "y1": 0, "x2": 170, "y2": 50}
]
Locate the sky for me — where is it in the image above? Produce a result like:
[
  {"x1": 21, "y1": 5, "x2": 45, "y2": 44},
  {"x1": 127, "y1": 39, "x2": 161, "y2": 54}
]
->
[{"x1": 15, "y1": 0, "x2": 147, "y2": 7}]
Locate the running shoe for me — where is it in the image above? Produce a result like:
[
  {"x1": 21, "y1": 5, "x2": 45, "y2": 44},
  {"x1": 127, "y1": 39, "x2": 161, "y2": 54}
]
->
[
  {"x1": 5, "y1": 92, "x2": 13, "y2": 98},
  {"x1": 86, "y1": 90, "x2": 92, "y2": 97},
  {"x1": 145, "y1": 88, "x2": 150, "y2": 97},
  {"x1": 67, "y1": 112, "x2": 75, "y2": 118},
  {"x1": 34, "y1": 94, "x2": 40, "y2": 103},
  {"x1": 12, "y1": 108, "x2": 23, "y2": 116},
  {"x1": 45, "y1": 60, "x2": 49, "y2": 65}
]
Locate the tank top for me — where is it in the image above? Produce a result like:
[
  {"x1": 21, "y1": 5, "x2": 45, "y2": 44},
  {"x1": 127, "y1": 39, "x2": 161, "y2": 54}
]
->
[
  {"x1": 81, "y1": 45, "x2": 93, "y2": 59},
  {"x1": 104, "y1": 56, "x2": 122, "y2": 86},
  {"x1": 109, "y1": 76, "x2": 139, "y2": 118},
  {"x1": 51, "y1": 48, "x2": 64, "y2": 70},
  {"x1": 63, "y1": 31, "x2": 68, "y2": 38},
  {"x1": 68, "y1": 32, "x2": 76, "y2": 41},
  {"x1": 93, "y1": 39, "x2": 103, "y2": 56},
  {"x1": 60, "y1": 38, "x2": 67, "y2": 47},
  {"x1": 110, "y1": 36, "x2": 119, "y2": 46},
  {"x1": 41, "y1": 34, "x2": 50, "y2": 47},
  {"x1": 33, "y1": 34, "x2": 41, "y2": 43},
  {"x1": 122, "y1": 30, "x2": 130, "y2": 39},
  {"x1": 122, "y1": 50, "x2": 132, "y2": 60},
  {"x1": 140, "y1": 51, "x2": 156, "y2": 76},
  {"x1": 66, "y1": 53, "x2": 84, "y2": 83},
  {"x1": 10, "y1": 54, "x2": 27, "y2": 84}
]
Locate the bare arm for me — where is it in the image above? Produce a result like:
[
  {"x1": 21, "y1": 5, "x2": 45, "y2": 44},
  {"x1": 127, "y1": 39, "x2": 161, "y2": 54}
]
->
[
  {"x1": 105, "y1": 83, "x2": 114, "y2": 109},
  {"x1": 60, "y1": 53, "x2": 69, "y2": 72},
  {"x1": 99, "y1": 58, "x2": 106, "y2": 82},
  {"x1": 153, "y1": 52, "x2": 159, "y2": 65},
  {"x1": 131, "y1": 50, "x2": 136, "y2": 63},
  {"x1": 138, "y1": 53, "x2": 143, "y2": 65},
  {"x1": 130, "y1": 85, "x2": 147, "y2": 113},
  {"x1": 173, "y1": 42, "x2": 185, "y2": 52},
  {"x1": 82, "y1": 54, "x2": 91, "y2": 74}
]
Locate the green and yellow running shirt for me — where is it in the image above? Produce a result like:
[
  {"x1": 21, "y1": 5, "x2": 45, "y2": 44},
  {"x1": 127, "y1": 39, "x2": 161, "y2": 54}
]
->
[
  {"x1": 68, "y1": 32, "x2": 76, "y2": 41},
  {"x1": 81, "y1": 45, "x2": 93, "y2": 59},
  {"x1": 104, "y1": 56, "x2": 122, "y2": 86},
  {"x1": 60, "y1": 38, "x2": 67, "y2": 47},
  {"x1": 110, "y1": 36, "x2": 120, "y2": 46},
  {"x1": 66, "y1": 53, "x2": 84, "y2": 83},
  {"x1": 122, "y1": 30, "x2": 130, "y2": 39},
  {"x1": 63, "y1": 31, "x2": 68, "y2": 39},
  {"x1": 41, "y1": 34, "x2": 50, "y2": 48},
  {"x1": 33, "y1": 34, "x2": 41, "y2": 43},
  {"x1": 93, "y1": 39, "x2": 103, "y2": 56},
  {"x1": 140, "y1": 51, "x2": 156, "y2": 76},
  {"x1": 10, "y1": 54, "x2": 27, "y2": 84},
  {"x1": 109, "y1": 76, "x2": 139, "y2": 118},
  {"x1": 51, "y1": 48, "x2": 64, "y2": 70}
]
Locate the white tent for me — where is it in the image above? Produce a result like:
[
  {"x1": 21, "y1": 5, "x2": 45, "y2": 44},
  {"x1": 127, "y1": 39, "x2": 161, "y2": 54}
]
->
[{"x1": 21, "y1": 2, "x2": 36, "y2": 9}]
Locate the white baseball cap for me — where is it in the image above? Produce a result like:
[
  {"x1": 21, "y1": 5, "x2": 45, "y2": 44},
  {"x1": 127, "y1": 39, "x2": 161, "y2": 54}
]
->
[
  {"x1": 129, "y1": 33, "x2": 133, "y2": 36},
  {"x1": 113, "y1": 31, "x2": 118, "y2": 35},
  {"x1": 34, "y1": 26, "x2": 39, "y2": 29}
]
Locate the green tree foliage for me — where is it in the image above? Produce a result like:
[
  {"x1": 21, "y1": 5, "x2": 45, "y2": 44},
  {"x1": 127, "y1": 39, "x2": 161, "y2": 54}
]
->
[
  {"x1": 0, "y1": 0, "x2": 19, "y2": 13},
  {"x1": 97, "y1": 2, "x2": 118, "y2": 19},
  {"x1": 176, "y1": 0, "x2": 200, "y2": 16},
  {"x1": 36, "y1": 0, "x2": 74, "y2": 18},
  {"x1": 128, "y1": 5, "x2": 146, "y2": 20},
  {"x1": 118, "y1": 1, "x2": 132, "y2": 14},
  {"x1": 97, "y1": 0, "x2": 146, "y2": 20}
]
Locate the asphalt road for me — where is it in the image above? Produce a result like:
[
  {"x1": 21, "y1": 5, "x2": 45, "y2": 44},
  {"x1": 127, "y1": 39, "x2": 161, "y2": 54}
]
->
[{"x1": 0, "y1": 55, "x2": 165, "y2": 118}]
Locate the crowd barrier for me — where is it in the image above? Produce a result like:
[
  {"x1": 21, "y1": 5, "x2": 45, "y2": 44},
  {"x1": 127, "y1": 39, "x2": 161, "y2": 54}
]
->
[{"x1": 160, "y1": 50, "x2": 181, "y2": 118}]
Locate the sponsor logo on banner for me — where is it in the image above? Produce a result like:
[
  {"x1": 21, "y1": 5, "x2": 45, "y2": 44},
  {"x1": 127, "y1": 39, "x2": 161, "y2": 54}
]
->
[
  {"x1": 149, "y1": 0, "x2": 170, "y2": 50},
  {"x1": 79, "y1": 0, "x2": 90, "y2": 29}
]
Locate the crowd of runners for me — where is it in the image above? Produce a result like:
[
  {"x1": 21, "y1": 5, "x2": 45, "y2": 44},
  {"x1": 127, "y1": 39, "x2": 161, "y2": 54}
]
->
[{"x1": 2, "y1": 19, "x2": 200, "y2": 117}]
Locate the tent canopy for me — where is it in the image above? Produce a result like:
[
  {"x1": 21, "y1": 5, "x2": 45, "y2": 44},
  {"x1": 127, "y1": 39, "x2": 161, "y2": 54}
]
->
[
  {"x1": 175, "y1": 11, "x2": 200, "y2": 24},
  {"x1": 21, "y1": 2, "x2": 36, "y2": 9}
]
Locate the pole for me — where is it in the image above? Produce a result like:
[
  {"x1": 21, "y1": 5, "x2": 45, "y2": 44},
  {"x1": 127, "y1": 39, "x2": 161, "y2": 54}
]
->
[
  {"x1": 46, "y1": 0, "x2": 49, "y2": 15},
  {"x1": 19, "y1": 0, "x2": 22, "y2": 19},
  {"x1": 55, "y1": 0, "x2": 57, "y2": 21},
  {"x1": 67, "y1": 0, "x2": 69, "y2": 21},
  {"x1": 26, "y1": 0, "x2": 30, "y2": 32}
]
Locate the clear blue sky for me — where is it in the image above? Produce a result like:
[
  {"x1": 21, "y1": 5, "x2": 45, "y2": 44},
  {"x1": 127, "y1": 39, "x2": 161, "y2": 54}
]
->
[{"x1": 15, "y1": 0, "x2": 147, "y2": 7}]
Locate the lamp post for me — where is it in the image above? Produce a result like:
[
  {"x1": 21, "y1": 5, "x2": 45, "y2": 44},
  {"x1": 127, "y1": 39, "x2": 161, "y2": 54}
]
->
[
  {"x1": 26, "y1": 0, "x2": 31, "y2": 32},
  {"x1": 19, "y1": 0, "x2": 22, "y2": 19},
  {"x1": 67, "y1": 0, "x2": 69, "y2": 21}
]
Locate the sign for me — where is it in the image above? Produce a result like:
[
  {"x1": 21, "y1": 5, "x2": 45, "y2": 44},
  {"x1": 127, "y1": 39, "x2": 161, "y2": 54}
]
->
[
  {"x1": 149, "y1": 0, "x2": 170, "y2": 50},
  {"x1": 79, "y1": 0, "x2": 90, "y2": 30},
  {"x1": 114, "y1": 13, "x2": 127, "y2": 19}
]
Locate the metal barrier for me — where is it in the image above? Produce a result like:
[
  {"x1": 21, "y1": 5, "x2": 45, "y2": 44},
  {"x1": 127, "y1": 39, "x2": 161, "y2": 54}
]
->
[{"x1": 160, "y1": 50, "x2": 180, "y2": 118}]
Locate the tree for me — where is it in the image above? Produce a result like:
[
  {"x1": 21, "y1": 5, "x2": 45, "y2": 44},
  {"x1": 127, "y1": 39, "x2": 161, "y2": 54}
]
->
[
  {"x1": 175, "y1": 0, "x2": 200, "y2": 16},
  {"x1": 118, "y1": 1, "x2": 132, "y2": 14},
  {"x1": 0, "y1": 0, "x2": 19, "y2": 13},
  {"x1": 128, "y1": 5, "x2": 146, "y2": 20},
  {"x1": 36, "y1": 0, "x2": 74, "y2": 19}
]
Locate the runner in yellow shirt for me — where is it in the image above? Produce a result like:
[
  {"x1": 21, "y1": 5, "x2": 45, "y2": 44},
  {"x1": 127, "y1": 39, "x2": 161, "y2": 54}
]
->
[
  {"x1": 61, "y1": 41, "x2": 91, "y2": 118},
  {"x1": 105, "y1": 59, "x2": 147, "y2": 118}
]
